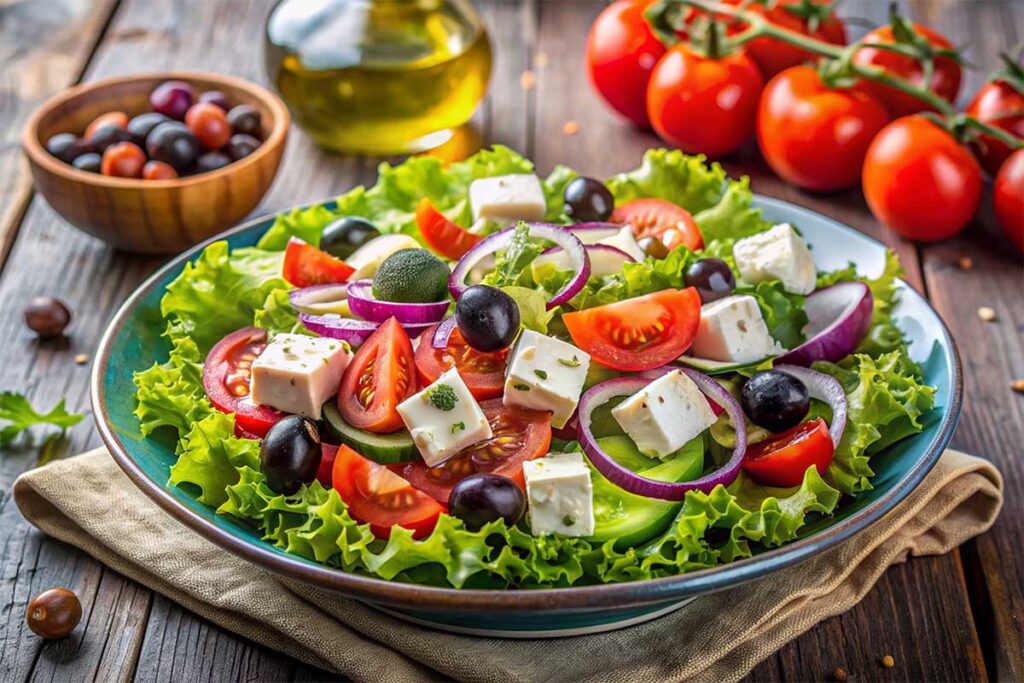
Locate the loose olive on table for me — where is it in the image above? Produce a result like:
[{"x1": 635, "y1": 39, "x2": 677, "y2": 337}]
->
[
  {"x1": 23, "y1": 296, "x2": 72, "y2": 338},
  {"x1": 26, "y1": 587, "x2": 82, "y2": 640}
]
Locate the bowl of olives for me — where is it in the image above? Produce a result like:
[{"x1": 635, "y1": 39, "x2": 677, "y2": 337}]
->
[{"x1": 22, "y1": 71, "x2": 289, "y2": 254}]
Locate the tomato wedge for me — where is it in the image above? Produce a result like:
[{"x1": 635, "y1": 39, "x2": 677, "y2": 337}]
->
[
  {"x1": 397, "y1": 399, "x2": 551, "y2": 504},
  {"x1": 203, "y1": 327, "x2": 285, "y2": 438},
  {"x1": 317, "y1": 443, "x2": 338, "y2": 488},
  {"x1": 741, "y1": 418, "x2": 834, "y2": 487},
  {"x1": 416, "y1": 198, "x2": 482, "y2": 260},
  {"x1": 414, "y1": 324, "x2": 508, "y2": 400},
  {"x1": 611, "y1": 198, "x2": 704, "y2": 251},
  {"x1": 332, "y1": 444, "x2": 443, "y2": 539},
  {"x1": 338, "y1": 318, "x2": 416, "y2": 433},
  {"x1": 562, "y1": 288, "x2": 702, "y2": 371},
  {"x1": 282, "y1": 237, "x2": 355, "y2": 288}
]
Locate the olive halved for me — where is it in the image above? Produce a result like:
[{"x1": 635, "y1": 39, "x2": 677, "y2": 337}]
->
[
  {"x1": 448, "y1": 474, "x2": 526, "y2": 530},
  {"x1": 260, "y1": 416, "x2": 322, "y2": 495},
  {"x1": 454, "y1": 285, "x2": 521, "y2": 352},
  {"x1": 741, "y1": 370, "x2": 810, "y2": 433},
  {"x1": 319, "y1": 217, "x2": 381, "y2": 260}
]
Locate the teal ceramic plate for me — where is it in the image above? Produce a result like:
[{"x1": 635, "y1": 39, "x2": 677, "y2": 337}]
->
[{"x1": 92, "y1": 196, "x2": 961, "y2": 638}]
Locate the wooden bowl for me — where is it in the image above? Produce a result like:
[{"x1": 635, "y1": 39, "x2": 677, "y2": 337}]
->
[{"x1": 22, "y1": 71, "x2": 289, "y2": 254}]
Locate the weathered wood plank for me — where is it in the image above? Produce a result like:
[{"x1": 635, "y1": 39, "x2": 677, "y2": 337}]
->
[{"x1": 0, "y1": 0, "x2": 122, "y2": 266}]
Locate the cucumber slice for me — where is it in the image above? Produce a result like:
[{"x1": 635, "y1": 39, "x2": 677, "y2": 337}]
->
[
  {"x1": 322, "y1": 402, "x2": 418, "y2": 464},
  {"x1": 675, "y1": 355, "x2": 767, "y2": 375}
]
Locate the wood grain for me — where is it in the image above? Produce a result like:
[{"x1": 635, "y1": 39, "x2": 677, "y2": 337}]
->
[{"x1": 0, "y1": 0, "x2": 1019, "y2": 680}]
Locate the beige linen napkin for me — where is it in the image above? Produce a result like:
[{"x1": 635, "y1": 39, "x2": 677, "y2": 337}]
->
[{"x1": 14, "y1": 447, "x2": 1001, "y2": 683}]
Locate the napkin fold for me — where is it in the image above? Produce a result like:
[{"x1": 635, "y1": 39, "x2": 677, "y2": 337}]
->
[{"x1": 14, "y1": 448, "x2": 1001, "y2": 683}]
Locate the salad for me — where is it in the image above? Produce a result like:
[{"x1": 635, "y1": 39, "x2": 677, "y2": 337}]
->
[{"x1": 133, "y1": 146, "x2": 936, "y2": 589}]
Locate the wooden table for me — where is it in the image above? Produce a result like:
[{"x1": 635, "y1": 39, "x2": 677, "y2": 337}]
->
[{"x1": 0, "y1": 0, "x2": 1020, "y2": 680}]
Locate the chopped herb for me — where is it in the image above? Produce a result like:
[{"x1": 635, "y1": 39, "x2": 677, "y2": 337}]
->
[
  {"x1": 558, "y1": 356, "x2": 580, "y2": 368},
  {"x1": 283, "y1": 347, "x2": 291, "y2": 353},
  {"x1": 425, "y1": 384, "x2": 458, "y2": 411},
  {"x1": 562, "y1": 515, "x2": 575, "y2": 527},
  {"x1": 534, "y1": 369, "x2": 548, "y2": 380},
  {"x1": 322, "y1": 358, "x2": 329, "y2": 365},
  {"x1": 0, "y1": 392, "x2": 83, "y2": 446},
  {"x1": 513, "y1": 383, "x2": 531, "y2": 391},
  {"x1": 451, "y1": 421, "x2": 466, "y2": 434}
]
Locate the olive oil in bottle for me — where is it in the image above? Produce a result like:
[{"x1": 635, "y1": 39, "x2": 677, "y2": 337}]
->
[{"x1": 265, "y1": 0, "x2": 492, "y2": 155}]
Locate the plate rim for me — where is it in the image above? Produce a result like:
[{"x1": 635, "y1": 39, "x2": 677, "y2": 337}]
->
[{"x1": 90, "y1": 194, "x2": 963, "y2": 612}]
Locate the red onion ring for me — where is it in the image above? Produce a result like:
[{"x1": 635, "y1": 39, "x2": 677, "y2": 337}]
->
[
  {"x1": 577, "y1": 369, "x2": 747, "y2": 500},
  {"x1": 431, "y1": 316, "x2": 458, "y2": 349},
  {"x1": 777, "y1": 282, "x2": 873, "y2": 367},
  {"x1": 448, "y1": 222, "x2": 590, "y2": 309},
  {"x1": 288, "y1": 284, "x2": 349, "y2": 315},
  {"x1": 567, "y1": 222, "x2": 626, "y2": 243},
  {"x1": 299, "y1": 314, "x2": 432, "y2": 347},
  {"x1": 346, "y1": 279, "x2": 449, "y2": 325},
  {"x1": 536, "y1": 243, "x2": 635, "y2": 278},
  {"x1": 774, "y1": 365, "x2": 848, "y2": 448}
]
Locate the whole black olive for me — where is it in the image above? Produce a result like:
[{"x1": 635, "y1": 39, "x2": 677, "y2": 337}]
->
[
  {"x1": 454, "y1": 285, "x2": 521, "y2": 352},
  {"x1": 46, "y1": 133, "x2": 90, "y2": 164},
  {"x1": 126, "y1": 112, "x2": 170, "y2": 146},
  {"x1": 24, "y1": 297, "x2": 71, "y2": 338},
  {"x1": 319, "y1": 216, "x2": 381, "y2": 259},
  {"x1": 226, "y1": 133, "x2": 261, "y2": 161},
  {"x1": 227, "y1": 104, "x2": 262, "y2": 137},
  {"x1": 741, "y1": 370, "x2": 810, "y2": 433},
  {"x1": 26, "y1": 588, "x2": 81, "y2": 640},
  {"x1": 684, "y1": 258, "x2": 736, "y2": 303},
  {"x1": 260, "y1": 416, "x2": 322, "y2": 495},
  {"x1": 198, "y1": 90, "x2": 231, "y2": 112},
  {"x1": 563, "y1": 176, "x2": 614, "y2": 223},
  {"x1": 146, "y1": 121, "x2": 200, "y2": 172},
  {"x1": 71, "y1": 152, "x2": 102, "y2": 173},
  {"x1": 87, "y1": 123, "x2": 132, "y2": 153},
  {"x1": 448, "y1": 474, "x2": 526, "y2": 530},
  {"x1": 192, "y1": 150, "x2": 232, "y2": 174}
]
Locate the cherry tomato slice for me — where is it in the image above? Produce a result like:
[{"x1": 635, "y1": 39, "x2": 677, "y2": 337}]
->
[
  {"x1": 398, "y1": 399, "x2": 551, "y2": 504},
  {"x1": 282, "y1": 238, "x2": 355, "y2": 288},
  {"x1": 338, "y1": 318, "x2": 417, "y2": 434},
  {"x1": 741, "y1": 418, "x2": 834, "y2": 487},
  {"x1": 562, "y1": 288, "x2": 702, "y2": 371},
  {"x1": 415, "y1": 198, "x2": 482, "y2": 260},
  {"x1": 333, "y1": 444, "x2": 444, "y2": 539},
  {"x1": 611, "y1": 198, "x2": 704, "y2": 251},
  {"x1": 202, "y1": 327, "x2": 285, "y2": 438},
  {"x1": 414, "y1": 324, "x2": 508, "y2": 400},
  {"x1": 317, "y1": 443, "x2": 338, "y2": 488}
]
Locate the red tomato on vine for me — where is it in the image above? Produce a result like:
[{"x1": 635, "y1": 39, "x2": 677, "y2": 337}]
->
[
  {"x1": 993, "y1": 149, "x2": 1024, "y2": 252},
  {"x1": 965, "y1": 73, "x2": 1024, "y2": 176}
]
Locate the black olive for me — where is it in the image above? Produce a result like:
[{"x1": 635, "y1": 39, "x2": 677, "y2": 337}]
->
[
  {"x1": 192, "y1": 151, "x2": 232, "y2": 174},
  {"x1": 226, "y1": 133, "x2": 261, "y2": 161},
  {"x1": 126, "y1": 112, "x2": 170, "y2": 146},
  {"x1": 227, "y1": 104, "x2": 262, "y2": 137},
  {"x1": 454, "y1": 285, "x2": 520, "y2": 352},
  {"x1": 146, "y1": 121, "x2": 200, "y2": 172},
  {"x1": 46, "y1": 133, "x2": 90, "y2": 164},
  {"x1": 741, "y1": 370, "x2": 810, "y2": 433},
  {"x1": 260, "y1": 416, "x2": 322, "y2": 495},
  {"x1": 199, "y1": 90, "x2": 231, "y2": 111},
  {"x1": 563, "y1": 177, "x2": 614, "y2": 223},
  {"x1": 319, "y1": 216, "x2": 381, "y2": 259},
  {"x1": 24, "y1": 297, "x2": 71, "y2": 338},
  {"x1": 26, "y1": 588, "x2": 81, "y2": 639},
  {"x1": 87, "y1": 123, "x2": 132, "y2": 153},
  {"x1": 684, "y1": 258, "x2": 736, "y2": 303},
  {"x1": 71, "y1": 153, "x2": 102, "y2": 173},
  {"x1": 448, "y1": 474, "x2": 526, "y2": 530}
]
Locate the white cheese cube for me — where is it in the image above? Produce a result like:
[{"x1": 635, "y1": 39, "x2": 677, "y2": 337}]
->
[
  {"x1": 469, "y1": 174, "x2": 546, "y2": 226},
  {"x1": 597, "y1": 226, "x2": 647, "y2": 262},
  {"x1": 396, "y1": 368, "x2": 492, "y2": 467},
  {"x1": 732, "y1": 223, "x2": 817, "y2": 295},
  {"x1": 523, "y1": 453, "x2": 595, "y2": 537},
  {"x1": 611, "y1": 370, "x2": 716, "y2": 459},
  {"x1": 503, "y1": 330, "x2": 591, "y2": 428},
  {"x1": 250, "y1": 334, "x2": 352, "y2": 418},
  {"x1": 689, "y1": 295, "x2": 784, "y2": 364}
]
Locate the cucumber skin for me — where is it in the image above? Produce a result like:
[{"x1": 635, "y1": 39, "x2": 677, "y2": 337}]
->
[{"x1": 321, "y1": 403, "x2": 419, "y2": 464}]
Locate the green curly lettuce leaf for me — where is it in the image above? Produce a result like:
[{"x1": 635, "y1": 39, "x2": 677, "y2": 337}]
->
[
  {"x1": 133, "y1": 334, "x2": 211, "y2": 439},
  {"x1": 813, "y1": 352, "x2": 936, "y2": 494},
  {"x1": 169, "y1": 411, "x2": 261, "y2": 507}
]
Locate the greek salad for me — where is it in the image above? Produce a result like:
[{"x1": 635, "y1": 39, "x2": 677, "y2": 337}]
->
[{"x1": 134, "y1": 147, "x2": 936, "y2": 588}]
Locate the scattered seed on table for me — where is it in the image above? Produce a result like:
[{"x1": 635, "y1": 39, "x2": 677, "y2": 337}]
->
[
  {"x1": 1011, "y1": 379, "x2": 1024, "y2": 393},
  {"x1": 880, "y1": 655, "x2": 895, "y2": 668},
  {"x1": 832, "y1": 667, "x2": 848, "y2": 681},
  {"x1": 534, "y1": 51, "x2": 549, "y2": 68},
  {"x1": 958, "y1": 256, "x2": 973, "y2": 270},
  {"x1": 563, "y1": 120, "x2": 580, "y2": 136},
  {"x1": 520, "y1": 70, "x2": 536, "y2": 91},
  {"x1": 74, "y1": 354, "x2": 89, "y2": 365},
  {"x1": 978, "y1": 306, "x2": 997, "y2": 322}
]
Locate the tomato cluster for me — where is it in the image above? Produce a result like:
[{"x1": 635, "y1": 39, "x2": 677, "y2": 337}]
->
[{"x1": 585, "y1": 0, "x2": 1023, "y2": 249}]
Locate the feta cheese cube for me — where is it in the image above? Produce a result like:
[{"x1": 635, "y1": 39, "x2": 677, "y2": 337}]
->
[
  {"x1": 469, "y1": 174, "x2": 546, "y2": 225},
  {"x1": 397, "y1": 368, "x2": 492, "y2": 467},
  {"x1": 597, "y1": 225, "x2": 647, "y2": 262},
  {"x1": 250, "y1": 334, "x2": 352, "y2": 418},
  {"x1": 611, "y1": 370, "x2": 716, "y2": 459},
  {"x1": 523, "y1": 453, "x2": 594, "y2": 537},
  {"x1": 689, "y1": 295, "x2": 784, "y2": 364},
  {"x1": 732, "y1": 223, "x2": 817, "y2": 295},
  {"x1": 503, "y1": 330, "x2": 591, "y2": 428}
]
